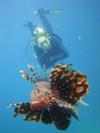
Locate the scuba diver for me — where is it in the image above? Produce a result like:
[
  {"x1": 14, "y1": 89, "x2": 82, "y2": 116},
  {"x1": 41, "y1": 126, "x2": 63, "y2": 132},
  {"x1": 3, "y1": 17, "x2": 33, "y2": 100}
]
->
[{"x1": 25, "y1": 9, "x2": 69, "y2": 69}]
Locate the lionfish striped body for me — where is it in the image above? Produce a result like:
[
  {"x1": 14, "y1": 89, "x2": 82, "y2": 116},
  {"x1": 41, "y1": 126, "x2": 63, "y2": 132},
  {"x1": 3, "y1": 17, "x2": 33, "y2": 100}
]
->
[{"x1": 10, "y1": 64, "x2": 89, "y2": 130}]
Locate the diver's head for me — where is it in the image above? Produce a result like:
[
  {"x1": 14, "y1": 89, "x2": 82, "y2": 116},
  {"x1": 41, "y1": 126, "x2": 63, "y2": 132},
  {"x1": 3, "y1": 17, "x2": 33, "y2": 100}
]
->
[
  {"x1": 34, "y1": 27, "x2": 45, "y2": 35},
  {"x1": 34, "y1": 27, "x2": 51, "y2": 51}
]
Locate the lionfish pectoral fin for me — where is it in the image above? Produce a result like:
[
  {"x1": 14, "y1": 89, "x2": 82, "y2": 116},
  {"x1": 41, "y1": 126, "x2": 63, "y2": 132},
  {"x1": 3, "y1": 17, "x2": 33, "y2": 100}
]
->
[
  {"x1": 50, "y1": 105, "x2": 71, "y2": 130},
  {"x1": 24, "y1": 114, "x2": 35, "y2": 121},
  {"x1": 41, "y1": 109, "x2": 52, "y2": 124},
  {"x1": 71, "y1": 106, "x2": 79, "y2": 121},
  {"x1": 6, "y1": 104, "x2": 15, "y2": 109},
  {"x1": 13, "y1": 112, "x2": 19, "y2": 117},
  {"x1": 7, "y1": 103, "x2": 19, "y2": 109},
  {"x1": 72, "y1": 110, "x2": 79, "y2": 121},
  {"x1": 7, "y1": 103, "x2": 20, "y2": 117},
  {"x1": 79, "y1": 99, "x2": 89, "y2": 106}
]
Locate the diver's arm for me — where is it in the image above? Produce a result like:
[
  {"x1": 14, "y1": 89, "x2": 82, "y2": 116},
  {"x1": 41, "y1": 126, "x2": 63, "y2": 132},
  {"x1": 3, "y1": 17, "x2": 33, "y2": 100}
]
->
[{"x1": 24, "y1": 21, "x2": 36, "y2": 36}]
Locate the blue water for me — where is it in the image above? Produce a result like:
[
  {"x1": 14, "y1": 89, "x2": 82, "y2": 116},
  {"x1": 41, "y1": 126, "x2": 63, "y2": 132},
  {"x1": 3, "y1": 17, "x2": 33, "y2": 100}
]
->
[{"x1": 0, "y1": 0, "x2": 100, "y2": 133}]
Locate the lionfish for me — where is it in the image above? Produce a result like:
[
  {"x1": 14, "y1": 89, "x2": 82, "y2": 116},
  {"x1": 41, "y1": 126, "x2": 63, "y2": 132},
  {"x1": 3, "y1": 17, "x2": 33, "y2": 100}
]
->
[{"x1": 9, "y1": 64, "x2": 89, "y2": 130}]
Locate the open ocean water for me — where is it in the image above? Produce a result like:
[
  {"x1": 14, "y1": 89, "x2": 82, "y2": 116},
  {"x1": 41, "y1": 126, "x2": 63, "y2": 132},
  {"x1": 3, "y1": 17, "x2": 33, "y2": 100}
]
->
[{"x1": 0, "y1": 0, "x2": 100, "y2": 133}]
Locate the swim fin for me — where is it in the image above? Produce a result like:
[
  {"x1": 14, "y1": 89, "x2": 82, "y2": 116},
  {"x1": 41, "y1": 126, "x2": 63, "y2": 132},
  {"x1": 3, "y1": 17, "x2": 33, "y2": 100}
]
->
[
  {"x1": 49, "y1": 9, "x2": 63, "y2": 14},
  {"x1": 34, "y1": 9, "x2": 63, "y2": 15}
]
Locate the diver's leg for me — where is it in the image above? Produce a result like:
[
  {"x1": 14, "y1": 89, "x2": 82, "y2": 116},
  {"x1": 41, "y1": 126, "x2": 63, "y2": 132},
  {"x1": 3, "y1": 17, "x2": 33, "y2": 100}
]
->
[{"x1": 36, "y1": 9, "x2": 53, "y2": 34}]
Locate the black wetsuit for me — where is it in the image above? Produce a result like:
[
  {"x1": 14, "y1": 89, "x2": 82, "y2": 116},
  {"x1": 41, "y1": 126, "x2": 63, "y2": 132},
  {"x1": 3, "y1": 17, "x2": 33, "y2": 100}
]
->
[{"x1": 34, "y1": 33, "x2": 68, "y2": 68}]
